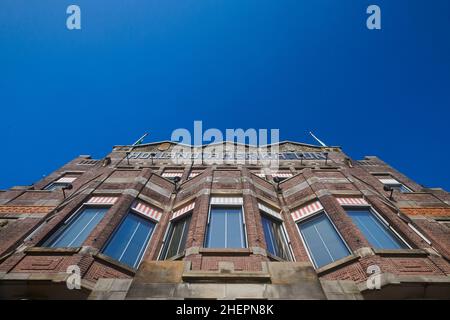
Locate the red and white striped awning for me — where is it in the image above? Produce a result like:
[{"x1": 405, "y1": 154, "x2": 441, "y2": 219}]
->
[
  {"x1": 210, "y1": 197, "x2": 243, "y2": 205},
  {"x1": 272, "y1": 172, "x2": 293, "y2": 178},
  {"x1": 258, "y1": 203, "x2": 282, "y2": 220},
  {"x1": 171, "y1": 202, "x2": 195, "y2": 220},
  {"x1": 162, "y1": 172, "x2": 183, "y2": 178},
  {"x1": 86, "y1": 196, "x2": 118, "y2": 205},
  {"x1": 379, "y1": 178, "x2": 400, "y2": 185},
  {"x1": 336, "y1": 197, "x2": 369, "y2": 206},
  {"x1": 252, "y1": 172, "x2": 266, "y2": 178},
  {"x1": 56, "y1": 177, "x2": 77, "y2": 183},
  {"x1": 291, "y1": 200, "x2": 323, "y2": 222},
  {"x1": 132, "y1": 201, "x2": 163, "y2": 222},
  {"x1": 189, "y1": 171, "x2": 202, "y2": 178}
]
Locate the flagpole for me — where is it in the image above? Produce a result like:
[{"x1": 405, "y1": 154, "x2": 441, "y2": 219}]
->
[
  {"x1": 309, "y1": 131, "x2": 327, "y2": 147},
  {"x1": 132, "y1": 133, "x2": 148, "y2": 146}
]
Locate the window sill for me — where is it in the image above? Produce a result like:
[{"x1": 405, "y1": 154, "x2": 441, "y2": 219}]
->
[
  {"x1": 267, "y1": 252, "x2": 289, "y2": 262},
  {"x1": 373, "y1": 248, "x2": 428, "y2": 257},
  {"x1": 25, "y1": 247, "x2": 81, "y2": 255},
  {"x1": 94, "y1": 252, "x2": 137, "y2": 275},
  {"x1": 199, "y1": 248, "x2": 252, "y2": 256},
  {"x1": 316, "y1": 254, "x2": 360, "y2": 276},
  {"x1": 182, "y1": 270, "x2": 271, "y2": 283}
]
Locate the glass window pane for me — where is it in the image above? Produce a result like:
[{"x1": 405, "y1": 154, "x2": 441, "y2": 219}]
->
[
  {"x1": 163, "y1": 215, "x2": 191, "y2": 259},
  {"x1": 103, "y1": 212, "x2": 155, "y2": 268},
  {"x1": 103, "y1": 212, "x2": 139, "y2": 259},
  {"x1": 347, "y1": 209, "x2": 407, "y2": 249},
  {"x1": 45, "y1": 183, "x2": 70, "y2": 191},
  {"x1": 262, "y1": 216, "x2": 276, "y2": 255},
  {"x1": 48, "y1": 207, "x2": 107, "y2": 247},
  {"x1": 261, "y1": 215, "x2": 290, "y2": 260},
  {"x1": 298, "y1": 213, "x2": 350, "y2": 268},
  {"x1": 206, "y1": 206, "x2": 246, "y2": 248},
  {"x1": 206, "y1": 208, "x2": 226, "y2": 248},
  {"x1": 226, "y1": 208, "x2": 245, "y2": 248}
]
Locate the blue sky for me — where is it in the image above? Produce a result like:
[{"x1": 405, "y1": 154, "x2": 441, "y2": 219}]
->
[{"x1": 1, "y1": 0, "x2": 449, "y2": 190}]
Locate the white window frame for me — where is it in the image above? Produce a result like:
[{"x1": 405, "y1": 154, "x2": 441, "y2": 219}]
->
[
  {"x1": 158, "y1": 210, "x2": 193, "y2": 260},
  {"x1": 45, "y1": 204, "x2": 111, "y2": 247},
  {"x1": 204, "y1": 201, "x2": 248, "y2": 249},
  {"x1": 260, "y1": 210, "x2": 294, "y2": 261},
  {"x1": 102, "y1": 206, "x2": 159, "y2": 269},
  {"x1": 295, "y1": 209, "x2": 352, "y2": 269},
  {"x1": 344, "y1": 205, "x2": 412, "y2": 249}
]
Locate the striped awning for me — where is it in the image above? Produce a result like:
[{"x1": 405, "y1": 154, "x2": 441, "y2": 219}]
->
[
  {"x1": 162, "y1": 172, "x2": 183, "y2": 178},
  {"x1": 189, "y1": 171, "x2": 202, "y2": 178},
  {"x1": 56, "y1": 177, "x2": 77, "y2": 183},
  {"x1": 379, "y1": 178, "x2": 400, "y2": 185},
  {"x1": 171, "y1": 202, "x2": 195, "y2": 220},
  {"x1": 291, "y1": 200, "x2": 323, "y2": 222},
  {"x1": 258, "y1": 203, "x2": 282, "y2": 220},
  {"x1": 336, "y1": 197, "x2": 369, "y2": 206},
  {"x1": 86, "y1": 196, "x2": 118, "y2": 205},
  {"x1": 210, "y1": 197, "x2": 243, "y2": 205},
  {"x1": 272, "y1": 172, "x2": 293, "y2": 178},
  {"x1": 132, "y1": 201, "x2": 163, "y2": 222},
  {"x1": 251, "y1": 172, "x2": 266, "y2": 178}
]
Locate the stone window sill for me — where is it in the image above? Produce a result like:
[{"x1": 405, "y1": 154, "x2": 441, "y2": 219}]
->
[
  {"x1": 94, "y1": 252, "x2": 137, "y2": 275},
  {"x1": 199, "y1": 248, "x2": 252, "y2": 256},
  {"x1": 316, "y1": 254, "x2": 360, "y2": 276},
  {"x1": 25, "y1": 247, "x2": 81, "y2": 254},
  {"x1": 373, "y1": 248, "x2": 428, "y2": 257}
]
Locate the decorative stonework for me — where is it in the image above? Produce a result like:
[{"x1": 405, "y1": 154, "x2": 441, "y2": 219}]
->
[
  {"x1": 0, "y1": 206, "x2": 55, "y2": 214},
  {"x1": 401, "y1": 207, "x2": 450, "y2": 217}
]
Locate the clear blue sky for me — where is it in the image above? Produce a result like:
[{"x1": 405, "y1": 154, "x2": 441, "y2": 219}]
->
[{"x1": 1, "y1": 0, "x2": 449, "y2": 190}]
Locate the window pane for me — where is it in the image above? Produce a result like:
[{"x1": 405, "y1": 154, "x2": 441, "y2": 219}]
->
[
  {"x1": 103, "y1": 212, "x2": 155, "y2": 268},
  {"x1": 226, "y1": 208, "x2": 245, "y2": 248},
  {"x1": 298, "y1": 213, "x2": 350, "y2": 268},
  {"x1": 206, "y1": 208, "x2": 226, "y2": 247},
  {"x1": 347, "y1": 209, "x2": 407, "y2": 249},
  {"x1": 163, "y1": 215, "x2": 191, "y2": 259},
  {"x1": 45, "y1": 183, "x2": 70, "y2": 191},
  {"x1": 48, "y1": 207, "x2": 107, "y2": 247},
  {"x1": 261, "y1": 215, "x2": 290, "y2": 260},
  {"x1": 206, "y1": 207, "x2": 246, "y2": 248}
]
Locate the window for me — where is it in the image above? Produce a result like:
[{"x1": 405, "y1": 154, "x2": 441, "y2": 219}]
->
[
  {"x1": 205, "y1": 206, "x2": 246, "y2": 248},
  {"x1": 162, "y1": 171, "x2": 183, "y2": 181},
  {"x1": 346, "y1": 208, "x2": 408, "y2": 249},
  {"x1": 45, "y1": 182, "x2": 71, "y2": 191},
  {"x1": 261, "y1": 214, "x2": 291, "y2": 260},
  {"x1": 103, "y1": 211, "x2": 156, "y2": 268},
  {"x1": 161, "y1": 214, "x2": 191, "y2": 259},
  {"x1": 188, "y1": 169, "x2": 204, "y2": 179},
  {"x1": 376, "y1": 175, "x2": 412, "y2": 193},
  {"x1": 44, "y1": 207, "x2": 108, "y2": 248},
  {"x1": 272, "y1": 171, "x2": 293, "y2": 182},
  {"x1": 44, "y1": 174, "x2": 81, "y2": 191},
  {"x1": 297, "y1": 212, "x2": 350, "y2": 268}
]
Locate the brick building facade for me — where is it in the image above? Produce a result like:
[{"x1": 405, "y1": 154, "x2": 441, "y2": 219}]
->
[{"x1": 0, "y1": 141, "x2": 449, "y2": 299}]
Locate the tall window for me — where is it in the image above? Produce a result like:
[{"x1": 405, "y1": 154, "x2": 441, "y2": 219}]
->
[
  {"x1": 103, "y1": 211, "x2": 156, "y2": 268},
  {"x1": 160, "y1": 214, "x2": 191, "y2": 260},
  {"x1": 297, "y1": 212, "x2": 350, "y2": 268},
  {"x1": 44, "y1": 207, "x2": 108, "y2": 248},
  {"x1": 261, "y1": 214, "x2": 291, "y2": 260},
  {"x1": 205, "y1": 206, "x2": 246, "y2": 248},
  {"x1": 346, "y1": 208, "x2": 408, "y2": 249}
]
